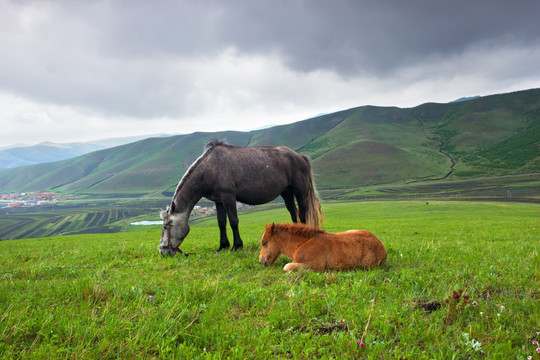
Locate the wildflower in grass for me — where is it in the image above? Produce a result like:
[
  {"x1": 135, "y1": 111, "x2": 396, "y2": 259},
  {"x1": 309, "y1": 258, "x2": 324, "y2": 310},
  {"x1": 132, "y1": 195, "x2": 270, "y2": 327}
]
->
[
  {"x1": 488, "y1": 337, "x2": 493, "y2": 341},
  {"x1": 445, "y1": 288, "x2": 472, "y2": 324},
  {"x1": 346, "y1": 343, "x2": 351, "y2": 347},
  {"x1": 533, "y1": 340, "x2": 539, "y2": 346},
  {"x1": 462, "y1": 333, "x2": 482, "y2": 352},
  {"x1": 149, "y1": 295, "x2": 154, "y2": 301},
  {"x1": 472, "y1": 301, "x2": 478, "y2": 306},
  {"x1": 537, "y1": 347, "x2": 540, "y2": 353},
  {"x1": 360, "y1": 342, "x2": 365, "y2": 348}
]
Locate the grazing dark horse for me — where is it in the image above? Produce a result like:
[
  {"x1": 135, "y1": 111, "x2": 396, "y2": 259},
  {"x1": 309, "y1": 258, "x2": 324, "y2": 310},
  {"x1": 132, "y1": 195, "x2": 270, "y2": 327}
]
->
[
  {"x1": 159, "y1": 139, "x2": 323, "y2": 256},
  {"x1": 259, "y1": 223, "x2": 387, "y2": 272}
]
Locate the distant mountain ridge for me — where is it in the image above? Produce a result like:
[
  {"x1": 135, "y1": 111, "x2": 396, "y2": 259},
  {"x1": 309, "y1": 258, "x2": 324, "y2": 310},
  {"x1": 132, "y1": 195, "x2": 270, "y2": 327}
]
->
[
  {"x1": 0, "y1": 142, "x2": 105, "y2": 169},
  {"x1": 0, "y1": 134, "x2": 171, "y2": 169},
  {"x1": 0, "y1": 88, "x2": 538, "y2": 196},
  {"x1": 450, "y1": 95, "x2": 481, "y2": 103}
]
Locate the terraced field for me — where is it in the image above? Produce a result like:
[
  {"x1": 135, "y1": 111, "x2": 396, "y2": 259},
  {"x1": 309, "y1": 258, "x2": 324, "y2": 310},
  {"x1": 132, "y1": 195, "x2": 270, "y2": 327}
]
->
[{"x1": 0, "y1": 199, "x2": 167, "y2": 240}]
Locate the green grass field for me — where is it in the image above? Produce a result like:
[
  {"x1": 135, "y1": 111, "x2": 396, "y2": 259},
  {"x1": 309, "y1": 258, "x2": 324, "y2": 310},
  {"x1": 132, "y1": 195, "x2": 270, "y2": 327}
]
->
[{"x1": 1, "y1": 201, "x2": 539, "y2": 359}]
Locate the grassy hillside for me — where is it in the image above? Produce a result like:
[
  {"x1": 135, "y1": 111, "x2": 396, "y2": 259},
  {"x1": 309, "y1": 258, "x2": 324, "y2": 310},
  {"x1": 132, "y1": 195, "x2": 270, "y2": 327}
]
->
[
  {"x1": 301, "y1": 106, "x2": 450, "y2": 185},
  {"x1": 1, "y1": 201, "x2": 538, "y2": 358},
  {"x1": 0, "y1": 89, "x2": 538, "y2": 196},
  {"x1": 413, "y1": 89, "x2": 540, "y2": 178}
]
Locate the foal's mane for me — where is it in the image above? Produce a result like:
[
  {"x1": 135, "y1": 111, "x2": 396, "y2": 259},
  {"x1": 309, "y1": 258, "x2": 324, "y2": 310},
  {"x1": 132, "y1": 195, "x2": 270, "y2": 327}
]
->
[
  {"x1": 274, "y1": 223, "x2": 325, "y2": 238},
  {"x1": 170, "y1": 138, "x2": 227, "y2": 208}
]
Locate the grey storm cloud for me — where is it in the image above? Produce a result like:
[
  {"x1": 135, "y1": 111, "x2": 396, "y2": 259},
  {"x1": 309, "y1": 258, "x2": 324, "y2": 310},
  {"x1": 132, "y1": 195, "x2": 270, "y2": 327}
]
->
[{"x1": 100, "y1": 0, "x2": 540, "y2": 74}]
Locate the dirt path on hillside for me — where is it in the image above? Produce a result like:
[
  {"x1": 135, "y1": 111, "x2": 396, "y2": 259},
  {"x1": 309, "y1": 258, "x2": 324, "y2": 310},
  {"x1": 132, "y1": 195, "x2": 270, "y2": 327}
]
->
[{"x1": 411, "y1": 112, "x2": 456, "y2": 181}]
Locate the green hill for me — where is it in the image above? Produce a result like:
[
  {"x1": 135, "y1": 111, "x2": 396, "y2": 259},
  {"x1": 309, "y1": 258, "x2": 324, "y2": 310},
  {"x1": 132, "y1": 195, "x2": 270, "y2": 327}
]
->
[{"x1": 0, "y1": 88, "x2": 538, "y2": 196}]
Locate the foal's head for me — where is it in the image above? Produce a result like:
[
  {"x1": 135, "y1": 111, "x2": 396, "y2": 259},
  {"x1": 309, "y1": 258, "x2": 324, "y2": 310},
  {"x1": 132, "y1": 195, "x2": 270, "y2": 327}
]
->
[{"x1": 259, "y1": 223, "x2": 282, "y2": 266}]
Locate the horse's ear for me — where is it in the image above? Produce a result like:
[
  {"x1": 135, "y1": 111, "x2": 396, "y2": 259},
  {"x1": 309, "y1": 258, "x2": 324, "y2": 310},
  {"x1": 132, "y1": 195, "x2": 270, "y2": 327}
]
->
[
  {"x1": 271, "y1": 223, "x2": 275, "y2": 234},
  {"x1": 170, "y1": 202, "x2": 176, "y2": 213}
]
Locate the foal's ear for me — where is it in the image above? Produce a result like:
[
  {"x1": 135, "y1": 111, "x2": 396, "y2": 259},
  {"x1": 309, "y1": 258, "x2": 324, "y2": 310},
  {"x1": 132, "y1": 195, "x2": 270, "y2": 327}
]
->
[{"x1": 270, "y1": 223, "x2": 275, "y2": 234}]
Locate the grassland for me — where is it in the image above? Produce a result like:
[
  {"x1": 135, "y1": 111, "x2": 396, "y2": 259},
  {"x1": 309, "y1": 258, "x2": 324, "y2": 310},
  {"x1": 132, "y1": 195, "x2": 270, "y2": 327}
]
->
[{"x1": 1, "y1": 201, "x2": 538, "y2": 359}]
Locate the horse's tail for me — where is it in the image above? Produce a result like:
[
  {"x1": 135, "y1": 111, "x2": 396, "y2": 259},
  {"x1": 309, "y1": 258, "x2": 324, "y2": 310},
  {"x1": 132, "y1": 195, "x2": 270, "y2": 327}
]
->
[{"x1": 302, "y1": 155, "x2": 324, "y2": 229}]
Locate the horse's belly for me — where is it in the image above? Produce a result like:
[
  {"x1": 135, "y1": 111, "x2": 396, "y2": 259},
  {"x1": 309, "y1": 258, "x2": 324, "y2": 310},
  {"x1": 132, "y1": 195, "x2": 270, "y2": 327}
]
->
[
  {"x1": 234, "y1": 177, "x2": 288, "y2": 205},
  {"x1": 236, "y1": 191, "x2": 281, "y2": 205}
]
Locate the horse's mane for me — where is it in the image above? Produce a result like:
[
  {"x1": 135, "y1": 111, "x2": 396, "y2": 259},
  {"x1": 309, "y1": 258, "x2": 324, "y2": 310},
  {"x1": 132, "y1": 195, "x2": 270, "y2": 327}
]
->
[
  {"x1": 170, "y1": 139, "x2": 228, "y2": 208},
  {"x1": 204, "y1": 137, "x2": 228, "y2": 151},
  {"x1": 273, "y1": 223, "x2": 325, "y2": 238}
]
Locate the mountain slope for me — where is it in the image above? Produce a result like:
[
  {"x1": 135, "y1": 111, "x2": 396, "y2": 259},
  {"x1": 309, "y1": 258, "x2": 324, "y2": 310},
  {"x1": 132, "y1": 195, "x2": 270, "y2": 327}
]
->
[
  {"x1": 413, "y1": 89, "x2": 540, "y2": 177},
  {"x1": 0, "y1": 88, "x2": 538, "y2": 196}
]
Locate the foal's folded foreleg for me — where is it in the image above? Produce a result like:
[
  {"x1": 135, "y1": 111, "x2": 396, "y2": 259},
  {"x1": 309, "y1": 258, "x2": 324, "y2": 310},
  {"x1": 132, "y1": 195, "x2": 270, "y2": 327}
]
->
[{"x1": 283, "y1": 262, "x2": 309, "y2": 272}]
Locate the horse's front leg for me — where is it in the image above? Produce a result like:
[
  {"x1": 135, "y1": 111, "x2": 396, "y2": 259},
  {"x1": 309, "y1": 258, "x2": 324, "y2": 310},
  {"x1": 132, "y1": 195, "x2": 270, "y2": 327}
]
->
[
  {"x1": 215, "y1": 202, "x2": 230, "y2": 251},
  {"x1": 223, "y1": 198, "x2": 243, "y2": 251}
]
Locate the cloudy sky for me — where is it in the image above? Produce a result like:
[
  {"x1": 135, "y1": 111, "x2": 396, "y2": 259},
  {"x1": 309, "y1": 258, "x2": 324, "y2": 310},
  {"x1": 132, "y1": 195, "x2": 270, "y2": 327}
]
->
[{"x1": 1, "y1": 0, "x2": 539, "y2": 147}]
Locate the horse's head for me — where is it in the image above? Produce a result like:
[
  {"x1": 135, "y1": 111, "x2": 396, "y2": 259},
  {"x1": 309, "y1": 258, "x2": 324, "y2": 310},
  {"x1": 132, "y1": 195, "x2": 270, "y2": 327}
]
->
[
  {"x1": 259, "y1": 223, "x2": 281, "y2": 266},
  {"x1": 159, "y1": 205, "x2": 190, "y2": 257}
]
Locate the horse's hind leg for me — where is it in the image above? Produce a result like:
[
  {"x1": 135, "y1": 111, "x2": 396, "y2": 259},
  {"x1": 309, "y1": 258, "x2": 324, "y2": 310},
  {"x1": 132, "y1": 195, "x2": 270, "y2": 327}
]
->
[
  {"x1": 281, "y1": 189, "x2": 298, "y2": 223},
  {"x1": 215, "y1": 202, "x2": 230, "y2": 251},
  {"x1": 295, "y1": 192, "x2": 308, "y2": 224}
]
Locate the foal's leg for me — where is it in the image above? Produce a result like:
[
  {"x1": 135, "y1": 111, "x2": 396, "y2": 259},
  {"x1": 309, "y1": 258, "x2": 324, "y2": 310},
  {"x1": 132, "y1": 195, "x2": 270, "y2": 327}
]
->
[
  {"x1": 283, "y1": 262, "x2": 309, "y2": 272},
  {"x1": 223, "y1": 197, "x2": 243, "y2": 251},
  {"x1": 215, "y1": 202, "x2": 230, "y2": 251},
  {"x1": 281, "y1": 189, "x2": 298, "y2": 223}
]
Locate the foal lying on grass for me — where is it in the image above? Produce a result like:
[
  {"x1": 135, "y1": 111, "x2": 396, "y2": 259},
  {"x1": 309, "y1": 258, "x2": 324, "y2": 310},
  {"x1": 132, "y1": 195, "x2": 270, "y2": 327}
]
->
[{"x1": 259, "y1": 223, "x2": 387, "y2": 272}]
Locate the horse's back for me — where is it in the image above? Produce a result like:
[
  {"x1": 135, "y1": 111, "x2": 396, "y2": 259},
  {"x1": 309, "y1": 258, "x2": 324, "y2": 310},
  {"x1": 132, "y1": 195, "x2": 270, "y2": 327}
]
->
[
  {"x1": 202, "y1": 144, "x2": 310, "y2": 204},
  {"x1": 210, "y1": 144, "x2": 308, "y2": 173}
]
